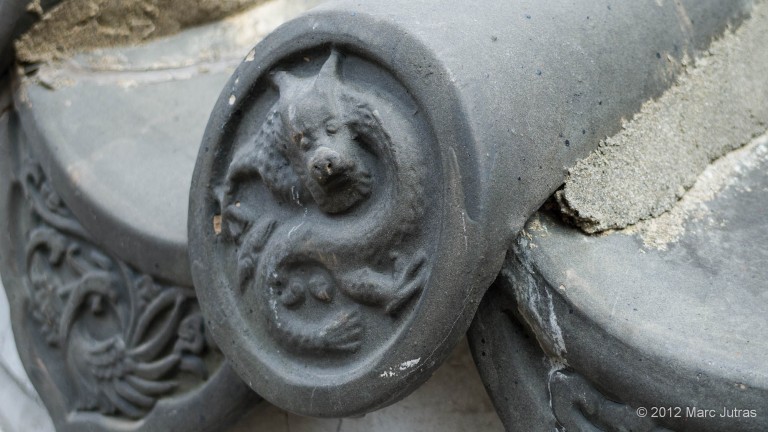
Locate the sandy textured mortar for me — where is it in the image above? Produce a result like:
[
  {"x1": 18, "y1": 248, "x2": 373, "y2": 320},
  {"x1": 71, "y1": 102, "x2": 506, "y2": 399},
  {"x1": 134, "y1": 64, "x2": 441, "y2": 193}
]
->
[
  {"x1": 558, "y1": 1, "x2": 768, "y2": 233},
  {"x1": 622, "y1": 133, "x2": 768, "y2": 250},
  {"x1": 15, "y1": 0, "x2": 268, "y2": 63}
]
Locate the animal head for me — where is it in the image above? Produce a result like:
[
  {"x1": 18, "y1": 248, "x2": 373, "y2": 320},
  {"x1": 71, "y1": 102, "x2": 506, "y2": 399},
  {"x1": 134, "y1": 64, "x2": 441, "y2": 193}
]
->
[{"x1": 270, "y1": 50, "x2": 373, "y2": 214}]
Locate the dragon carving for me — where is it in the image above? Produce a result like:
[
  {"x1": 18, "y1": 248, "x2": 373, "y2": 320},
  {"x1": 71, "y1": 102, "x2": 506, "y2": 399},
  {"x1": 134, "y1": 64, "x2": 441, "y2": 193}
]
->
[{"x1": 220, "y1": 49, "x2": 431, "y2": 354}]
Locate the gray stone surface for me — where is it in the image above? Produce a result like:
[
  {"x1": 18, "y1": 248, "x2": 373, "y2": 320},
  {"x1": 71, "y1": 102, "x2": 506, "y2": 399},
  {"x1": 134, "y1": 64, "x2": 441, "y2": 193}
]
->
[
  {"x1": 558, "y1": 0, "x2": 768, "y2": 233},
  {"x1": 231, "y1": 339, "x2": 503, "y2": 432},
  {"x1": 0, "y1": 278, "x2": 55, "y2": 432},
  {"x1": 7, "y1": 0, "x2": 760, "y2": 428},
  {"x1": 472, "y1": 131, "x2": 768, "y2": 431},
  {"x1": 14, "y1": 0, "x2": 326, "y2": 286},
  {"x1": 1, "y1": 104, "x2": 259, "y2": 431},
  {"x1": 0, "y1": 275, "x2": 502, "y2": 431},
  {"x1": 2, "y1": 3, "x2": 325, "y2": 430},
  {"x1": 188, "y1": 0, "x2": 752, "y2": 417}
]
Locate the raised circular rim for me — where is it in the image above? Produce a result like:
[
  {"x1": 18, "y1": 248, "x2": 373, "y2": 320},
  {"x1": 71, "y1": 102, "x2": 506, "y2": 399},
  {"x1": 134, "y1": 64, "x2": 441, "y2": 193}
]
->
[{"x1": 189, "y1": 8, "x2": 505, "y2": 417}]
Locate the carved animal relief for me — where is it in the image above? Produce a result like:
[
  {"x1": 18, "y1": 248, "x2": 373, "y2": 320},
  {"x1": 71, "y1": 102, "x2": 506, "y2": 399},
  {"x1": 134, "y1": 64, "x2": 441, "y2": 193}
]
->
[
  {"x1": 18, "y1": 161, "x2": 219, "y2": 421},
  {"x1": 207, "y1": 48, "x2": 439, "y2": 361}
]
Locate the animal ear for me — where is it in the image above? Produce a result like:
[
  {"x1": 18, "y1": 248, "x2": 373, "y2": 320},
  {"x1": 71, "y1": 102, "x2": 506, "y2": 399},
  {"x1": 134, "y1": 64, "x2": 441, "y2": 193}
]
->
[
  {"x1": 269, "y1": 71, "x2": 290, "y2": 89},
  {"x1": 318, "y1": 48, "x2": 343, "y2": 81}
]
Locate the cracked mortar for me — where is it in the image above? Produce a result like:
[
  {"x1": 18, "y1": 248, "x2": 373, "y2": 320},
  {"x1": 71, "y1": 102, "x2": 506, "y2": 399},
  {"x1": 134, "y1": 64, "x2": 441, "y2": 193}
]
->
[
  {"x1": 557, "y1": 1, "x2": 768, "y2": 233},
  {"x1": 15, "y1": 0, "x2": 267, "y2": 63}
]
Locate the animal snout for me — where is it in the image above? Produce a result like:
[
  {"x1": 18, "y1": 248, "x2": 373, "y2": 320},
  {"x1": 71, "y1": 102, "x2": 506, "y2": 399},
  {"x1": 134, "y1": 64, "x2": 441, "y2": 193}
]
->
[{"x1": 309, "y1": 147, "x2": 353, "y2": 185}]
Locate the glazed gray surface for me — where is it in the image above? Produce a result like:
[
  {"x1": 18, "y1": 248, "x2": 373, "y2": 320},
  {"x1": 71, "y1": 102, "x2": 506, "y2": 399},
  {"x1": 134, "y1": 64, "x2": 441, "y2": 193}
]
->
[
  {"x1": 0, "y1": 269, "x2": 503, "y2": 432},
  {"x1": 188, "y1": 0, "x2": 750, "y2": 417},
  {"x1": 470, "y1": 135, "x2": 768, "y2": 431},
  {"x1": 11, "y1": 0, "x2": 325, "y2": 286},
  {"x1": 0, "y1": 10, "x2": 296, "y2": 429},
  {"x1": 0, "y1": 106, "x2": 259, "y2": 431}
]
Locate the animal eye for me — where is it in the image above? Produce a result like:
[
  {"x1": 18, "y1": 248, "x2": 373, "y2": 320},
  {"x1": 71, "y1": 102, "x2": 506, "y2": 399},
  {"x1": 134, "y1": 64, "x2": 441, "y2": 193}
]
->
[{"x1": 325, "y1": 122, "x2": 339, "y2": 134}]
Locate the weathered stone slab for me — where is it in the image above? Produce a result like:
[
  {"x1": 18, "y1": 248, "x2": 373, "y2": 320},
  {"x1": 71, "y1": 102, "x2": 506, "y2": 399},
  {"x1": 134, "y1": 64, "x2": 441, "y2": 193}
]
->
[
  {"x1": 15, "y1": 0, "x2": 266, "y2": 63},
  {"x1": 188, "y1": 0, "x2": 752, "y2": 418},
  {"x1": 0, "y1": 2, "x2": 330, "y2": 428},
  {"x1": 13, "y1": 0, "x2": 325, "y2": 286},
  {"x1": 0, "y1": 107, "x2": 259, "y2": 431},
  {"x1": 558, "y1": 2, "x2": 768, "y2": 233},
  {"x1": 471, "y1": 133, "x2": 768, "y2": 431}
]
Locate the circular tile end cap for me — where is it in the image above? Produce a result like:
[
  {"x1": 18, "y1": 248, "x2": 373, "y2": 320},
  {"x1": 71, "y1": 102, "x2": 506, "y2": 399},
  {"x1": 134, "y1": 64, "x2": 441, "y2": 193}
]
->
[{"x1": 189, "y1": 10, "x2": 505, "y2": 417}]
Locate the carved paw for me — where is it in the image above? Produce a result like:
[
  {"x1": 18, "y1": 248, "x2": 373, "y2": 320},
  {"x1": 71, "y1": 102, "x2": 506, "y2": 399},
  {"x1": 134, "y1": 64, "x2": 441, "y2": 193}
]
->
[
  {"x1": 307, "y1": 272, "x2": 334, "y2": 302},
  {"x1": 279, "y1": 280, "x2": 306, "y2": 308},
  {"x1": 273, "y1": 263, "x2": 334, "y2": 307},
  {"x1": 385, "y1": 252, "x2": 428, "y2": 315},
  {"x1": 221, "y1": 204, "x2": 250, "y2": 243},
  {"x1": 320, "y1": 310, "x2": 363, "y2": 352}
]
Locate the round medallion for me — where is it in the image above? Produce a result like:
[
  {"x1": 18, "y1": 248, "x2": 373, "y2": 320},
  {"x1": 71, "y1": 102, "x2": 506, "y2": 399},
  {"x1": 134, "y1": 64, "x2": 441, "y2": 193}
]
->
[{"x1": 189, "y1": 14, "x2": 502, "y2": 415}]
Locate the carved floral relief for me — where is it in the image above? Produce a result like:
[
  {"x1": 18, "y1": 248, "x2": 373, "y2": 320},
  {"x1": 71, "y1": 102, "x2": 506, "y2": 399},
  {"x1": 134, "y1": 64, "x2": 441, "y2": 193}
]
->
[{"x1": 19, "y1": 160, "x2": 217, "y2": 420}]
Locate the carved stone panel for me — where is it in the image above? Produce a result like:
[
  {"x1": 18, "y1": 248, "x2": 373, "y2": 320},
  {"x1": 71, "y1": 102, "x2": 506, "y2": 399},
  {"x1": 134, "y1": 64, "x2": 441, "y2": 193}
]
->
[
  {"x1": 189, "y1": 0, "x2": 754, "y2": 417},
  {"x1": 217, "y1": 49, "x2": 437, "y2": 357},
  {"x1": 0, "y1": 111, "x2": 257, "y2": 432},
  {"x1": 189, "y1": 44, "x2": 464, "y2": 417}
]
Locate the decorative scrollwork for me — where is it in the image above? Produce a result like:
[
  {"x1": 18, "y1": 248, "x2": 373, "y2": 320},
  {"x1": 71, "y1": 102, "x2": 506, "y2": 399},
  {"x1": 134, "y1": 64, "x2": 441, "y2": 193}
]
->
[
  {"x1": 218, "y1": 49, "x2": 433, "y2": 354},
  {"x1": 20, "y1": 161, "x2": 216, "y2": 420}
]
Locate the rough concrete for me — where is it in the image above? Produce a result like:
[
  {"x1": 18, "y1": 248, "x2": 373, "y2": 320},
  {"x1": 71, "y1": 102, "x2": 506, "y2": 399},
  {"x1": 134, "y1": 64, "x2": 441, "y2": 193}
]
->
[
  {"x1": 624, "y1": 132, "x2": 768, "y2": 250},
  {"x1": 557, "y1": 1, "x2": 768, "y2": 233},
  {"x1": 15, "y1": 0, "x2": 268, "y2": 63},
  {"x1": 33, "y1": 0, "x2": 323, "y2": 74}
]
